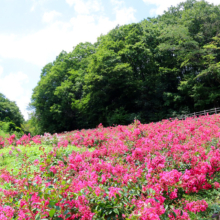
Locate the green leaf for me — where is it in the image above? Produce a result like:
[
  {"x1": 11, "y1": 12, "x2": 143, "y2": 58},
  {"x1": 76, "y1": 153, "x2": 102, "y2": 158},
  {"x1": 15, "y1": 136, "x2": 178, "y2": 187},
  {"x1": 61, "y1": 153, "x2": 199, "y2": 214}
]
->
[
  {"x1": 154, "y1": 198, "x2": 159, "y2": 202},
  {"x1": 49, "y1": 209, "x2": 56, "y2": 217},
  {"x1": 64, "y1": 210, "x2": 70, "y2": 215},
  {"x1": 55, "y1": 205, "x2": 61, "y2": 211},
  {"x1": 35, "y1": 213, "x2": 41, "y2": 220},
  {"x1": 114, "y1": 208, "x2": 119, "y2": 215},
  {"x1": 116, "y1": 193, "x2": 120, "y2": 200},
  {"x1": 49, "y1": 200, "x2": 56, "y2": 208},
  {"x1": 171, "y1": 211, "x2": 177, "y2": 218}
]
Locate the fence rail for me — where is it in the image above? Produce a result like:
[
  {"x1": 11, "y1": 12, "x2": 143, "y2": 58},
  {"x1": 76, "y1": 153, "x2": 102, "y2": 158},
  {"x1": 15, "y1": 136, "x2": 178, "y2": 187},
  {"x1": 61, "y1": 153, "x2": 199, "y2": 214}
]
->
[{"x1": 171, "y1": 107, "x2": 220, "y2": 120}]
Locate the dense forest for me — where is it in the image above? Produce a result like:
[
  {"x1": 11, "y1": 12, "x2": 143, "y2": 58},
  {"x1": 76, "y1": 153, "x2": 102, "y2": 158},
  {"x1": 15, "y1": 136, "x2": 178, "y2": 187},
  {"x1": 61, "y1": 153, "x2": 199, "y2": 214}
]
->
[
  {"x1": 30, "y1": 0, "x2": 220, "y2": 134},
  {"x1": 0, "y1": 93, "x2": 23, "y2": 126},
  {"x1": 0, "y1": 93, "x2": 24, "y2": 134}
]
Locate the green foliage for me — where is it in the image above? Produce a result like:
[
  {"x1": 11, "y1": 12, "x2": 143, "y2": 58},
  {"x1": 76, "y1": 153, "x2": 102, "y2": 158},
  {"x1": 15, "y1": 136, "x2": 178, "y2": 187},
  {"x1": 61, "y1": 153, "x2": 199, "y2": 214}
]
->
[
  {"x1": 0, "y1": 121, "x2": 24, "y2": 137},
  {"x1": 30, "y1": 0, "x2": 220, "y2": 133},
  {"x1": 21, "y1": 112, "x2": 42, "y2": 136},
  {"x1": 0, "y1": 144, "x2": 88, "y2": 175},
  {"x1": 89, "y1": 187, "x2": 136, "y2": 219},
  {"x1": 0, "y1": 93, "x2": 24, "y2": 127}
]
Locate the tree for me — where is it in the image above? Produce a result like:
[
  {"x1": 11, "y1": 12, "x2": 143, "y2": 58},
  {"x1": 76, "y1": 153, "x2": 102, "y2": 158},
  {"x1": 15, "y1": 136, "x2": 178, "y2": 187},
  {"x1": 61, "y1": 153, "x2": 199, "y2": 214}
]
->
[
  {"x1": 31, "y1": 43, "x2": 96, "y2": 133},
  {"x1": 0, "y1": 93, "x2": 24, "y2": 127},
  {"x1": 30, "y1": 0, "x2": 220, "y2": 133}
]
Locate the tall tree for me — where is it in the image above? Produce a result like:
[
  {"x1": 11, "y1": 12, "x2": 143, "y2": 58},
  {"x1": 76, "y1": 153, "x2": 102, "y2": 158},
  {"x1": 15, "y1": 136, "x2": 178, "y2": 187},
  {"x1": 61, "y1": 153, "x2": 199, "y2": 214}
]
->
[
  {"x1": 0, "y1": 93, "x2": 24, "y2": 126},
  {"x1": 30, "y1": 0, "x2": 220, "y2": 133}
]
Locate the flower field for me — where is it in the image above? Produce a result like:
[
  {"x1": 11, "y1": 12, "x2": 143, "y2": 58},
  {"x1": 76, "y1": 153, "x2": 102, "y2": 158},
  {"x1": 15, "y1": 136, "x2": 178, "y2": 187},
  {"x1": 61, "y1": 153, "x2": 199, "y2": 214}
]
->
[{"x1": 0, "y1": 115, "x2": 220, "y2": 219}]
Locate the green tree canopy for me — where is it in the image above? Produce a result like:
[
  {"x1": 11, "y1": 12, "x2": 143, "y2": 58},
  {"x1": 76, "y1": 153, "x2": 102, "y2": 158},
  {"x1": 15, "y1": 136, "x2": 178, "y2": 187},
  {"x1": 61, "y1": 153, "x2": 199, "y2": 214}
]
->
[
  {"x1": 31, "y1": 0, "x2": 220, "y2": 134},
  {"x1": 0, "y1": 93, "x2": 24, "y2": 126}
]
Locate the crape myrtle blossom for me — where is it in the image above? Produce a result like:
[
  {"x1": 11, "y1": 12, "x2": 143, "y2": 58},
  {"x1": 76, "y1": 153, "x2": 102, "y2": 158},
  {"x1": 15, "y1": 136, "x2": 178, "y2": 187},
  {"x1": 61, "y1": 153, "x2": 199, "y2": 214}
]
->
[
  {"x1": 0, "y1": 206, "x2": 15, "y2": 219},
  {"x1": 0, "y1": 115, "x2": 219, "y2": 218},
  {"x1": 168, "y1": 209, "x2": 190, "y2": 220},
  {"x1": 184, "y1": 200, "x2": 208, "y2": 213}
]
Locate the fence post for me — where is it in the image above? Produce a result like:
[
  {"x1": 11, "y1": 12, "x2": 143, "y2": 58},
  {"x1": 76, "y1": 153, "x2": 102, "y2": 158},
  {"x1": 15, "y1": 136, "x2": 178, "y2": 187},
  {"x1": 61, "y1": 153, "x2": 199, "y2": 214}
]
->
[
  {"x1": 204, "y1": 110, "x2": 206, "y2": 115},
  {"x1": 215, "y1": 108, "x2": 217, "y2": 114}
]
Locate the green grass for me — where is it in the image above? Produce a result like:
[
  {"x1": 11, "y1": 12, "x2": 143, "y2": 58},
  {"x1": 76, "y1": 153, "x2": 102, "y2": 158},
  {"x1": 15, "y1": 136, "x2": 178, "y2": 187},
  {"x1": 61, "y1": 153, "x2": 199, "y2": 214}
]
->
[
  {"x1": 0, "y1": 144, "x2": 95, "y2": 192},
  {"x1": 0, "y1": 129, "x2": 8, "y2": 138},
  {"x1": 0, "y1": 144, "x2": 94, "y2": 175}
]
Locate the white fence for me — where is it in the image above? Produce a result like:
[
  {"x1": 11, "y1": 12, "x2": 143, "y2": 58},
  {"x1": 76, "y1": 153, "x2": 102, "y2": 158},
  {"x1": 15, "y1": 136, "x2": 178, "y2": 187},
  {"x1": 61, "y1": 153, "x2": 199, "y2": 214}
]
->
[{"x1": 173, "y1": 107, "x2": 220, "y2": 120}]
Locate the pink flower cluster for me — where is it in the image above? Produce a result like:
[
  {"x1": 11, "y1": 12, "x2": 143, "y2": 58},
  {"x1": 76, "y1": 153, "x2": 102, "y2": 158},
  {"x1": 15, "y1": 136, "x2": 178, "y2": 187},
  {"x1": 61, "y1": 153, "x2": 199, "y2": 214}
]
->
[
  {"x1": 184, "y1": 200, "x2": 208, "y2": 213},
  {"x1": 0, "y1": 114, "x2": 219, "y2": 219}
]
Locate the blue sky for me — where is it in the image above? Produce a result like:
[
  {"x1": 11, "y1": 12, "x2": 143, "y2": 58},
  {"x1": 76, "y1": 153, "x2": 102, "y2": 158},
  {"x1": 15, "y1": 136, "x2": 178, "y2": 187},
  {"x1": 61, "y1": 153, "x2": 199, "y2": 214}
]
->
[{"x1": 0, "y1": 0, "x2": 219, "y2": 120}]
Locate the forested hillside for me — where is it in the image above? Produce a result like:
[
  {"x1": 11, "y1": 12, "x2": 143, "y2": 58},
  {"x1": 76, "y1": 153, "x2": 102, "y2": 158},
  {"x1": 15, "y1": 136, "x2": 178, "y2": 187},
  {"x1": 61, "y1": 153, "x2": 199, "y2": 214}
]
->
[{"x1": 31, "y1": 0, "x2": 220, "y2": 134}]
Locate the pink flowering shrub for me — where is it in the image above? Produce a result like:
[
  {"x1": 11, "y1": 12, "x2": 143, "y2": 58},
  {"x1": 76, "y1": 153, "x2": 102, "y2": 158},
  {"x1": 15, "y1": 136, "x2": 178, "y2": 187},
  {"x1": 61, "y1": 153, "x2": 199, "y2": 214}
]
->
[
  {"x1": 184, "y1": 200, "x2": 208, "y2": 213},
  {"x1": 0, "y1": 114, "x2": 219, "y2": 219}
]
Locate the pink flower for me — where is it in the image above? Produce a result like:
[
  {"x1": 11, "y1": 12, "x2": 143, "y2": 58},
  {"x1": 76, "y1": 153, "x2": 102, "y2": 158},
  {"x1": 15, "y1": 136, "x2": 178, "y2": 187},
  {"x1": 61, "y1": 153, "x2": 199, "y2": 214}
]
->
[
  {"x1": 10, "y1": 134, "x2": 16, "y2": 139},
  {"x1": 33, "y1": 159, "x2": 39, "y2": 165},
  {"x1": 50, "y1": 166, "x2": 57, "y2": 174},
  {"x1": 184, "y1": 200, "x2": 208, "y2": 213},
  {"x1": 169, "y1": 188, "x2": 178, "y2": 199},
  {"x1": 168, "y1": 209, "x2": 190, "y2": 220},
  {"x1": 214, "y1": 182, "x2": 220, "y2": 189},
  {"x1": 34, "y1": 175, "x2": 42, "y2": 184}
]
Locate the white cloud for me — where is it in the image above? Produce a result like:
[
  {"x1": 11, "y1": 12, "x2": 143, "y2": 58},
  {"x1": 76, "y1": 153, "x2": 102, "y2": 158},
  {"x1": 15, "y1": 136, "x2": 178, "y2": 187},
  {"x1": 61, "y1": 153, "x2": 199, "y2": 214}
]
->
[
  {"x1": 0, "y1": 2, "x2": 136, "y2": 67},
  {"x1": 66, "y1": 0, "x2": 76, "y2": 6},
  {"x1": 0, "y1": 0, "x2": 137, "y2": 122},
  {"x1": 111, "y1": 0, "x2": 136, "y2": 24},
  {"x1": 0, "y1": 71, "x2": 30, "y2": 120},
  {"x1": 31, "y1": 0, "x2": 48, "y2": 11},
  {"x1": 115, "y1": 7, "x2": 136, "y2": 24},
  {"x1": 1, "y1": 0, "x2": 136, "y2": 120},
  {"x1": 143, "y1": 0, "x2": 184, "y2": 15},
  {"x1": 66, "y1": 0, "x2": 103, "y2": 14},
  {"x1": 16, "y1": 95, "x2": 32, "y2": 121},
  {"x1": 42, "y1": 10, "x2": 62, "y2": 23},
  {"x1": 110, "y1": 0, "x2": 124, "y2": 7},
  {"x1": 143, "y1": 0, "x2": 220, "y2": 15},
  {"x1": 0, "y1": 66, "x2": 3, "y2": 76}
]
